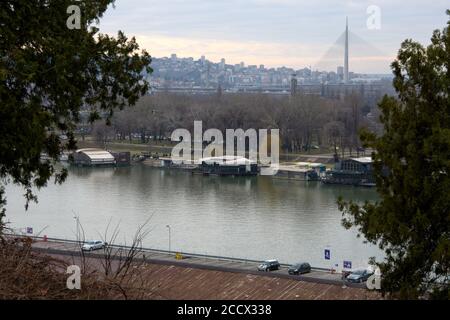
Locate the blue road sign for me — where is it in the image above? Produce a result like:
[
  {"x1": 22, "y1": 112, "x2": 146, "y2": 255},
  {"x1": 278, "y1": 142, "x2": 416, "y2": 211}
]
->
[
  {"x1": 324, "y1": 249, "x2": 331, "y2": 260},
  {"x1": 343, "y1": 260, "x2": 352, "y2": 269},
  {"x1": 26, "y1": 227, "x2": 33, "y2": 234}
]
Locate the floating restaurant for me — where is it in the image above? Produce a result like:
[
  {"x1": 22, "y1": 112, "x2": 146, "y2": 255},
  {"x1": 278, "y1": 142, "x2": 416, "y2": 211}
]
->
[
  {"x1": 157, "y1": 155, "x2": 258, "y2": 176},
  {"x1": 274, "y1": 162, "x2": 327, "y2": 181},
  {"x1": 198, "y1": 156, "x2": 258, "y2": 176},
  {"x1": 322, "y1": 157, "x2": 375, "y2": 187},
  {"x1": 70, "y1": 148, "x2": 130, "y2": 167}
]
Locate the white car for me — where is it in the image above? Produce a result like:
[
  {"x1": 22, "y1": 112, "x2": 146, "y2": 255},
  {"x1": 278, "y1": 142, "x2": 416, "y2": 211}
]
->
[{"x1": 82, "y1": 240, "x2": 106, "y2": 251}]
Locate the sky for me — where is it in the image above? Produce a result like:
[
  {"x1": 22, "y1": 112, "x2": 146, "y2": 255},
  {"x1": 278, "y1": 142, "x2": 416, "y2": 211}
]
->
[{"x1": 98, "y1": 0, "x2": 450, "y2": 73}]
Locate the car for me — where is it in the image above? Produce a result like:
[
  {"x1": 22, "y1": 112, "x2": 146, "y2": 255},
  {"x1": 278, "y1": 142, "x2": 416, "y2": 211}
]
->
[
  {"x1": 288, "y1": 262, "x2": 311, "y2": 275},
  {"x1": 346, "y1": 269, "x2": 373, "y2": 283},
  {"x1": 341, "y1": 270, "x2": 352, "y2": 279},
  {"x1": 82, "y1": 240, "x2": 106, "y2": 251},
  {"x1": 257, "y1": 260, "x2": 280, "y2": 272}
]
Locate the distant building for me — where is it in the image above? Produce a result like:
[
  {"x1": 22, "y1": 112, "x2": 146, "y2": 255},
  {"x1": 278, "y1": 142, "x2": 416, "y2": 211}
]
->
[
  {"x1": 290, "y1": 74, "x2": 298, "y2": 96},
  {"x1": 337, "y1": 66, "x2": 344, "y2": 81}
]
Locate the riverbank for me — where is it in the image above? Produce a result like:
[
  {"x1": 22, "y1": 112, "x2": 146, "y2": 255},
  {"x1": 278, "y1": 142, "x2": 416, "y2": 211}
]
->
[{"x1": 76, "y1": 138, "x2": 368, "y2": 165}]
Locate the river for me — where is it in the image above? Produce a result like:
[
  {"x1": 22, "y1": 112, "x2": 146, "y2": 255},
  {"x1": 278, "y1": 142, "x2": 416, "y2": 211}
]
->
[{"x1": 4, "y1": 164, "x2": 383, "y2": 269}]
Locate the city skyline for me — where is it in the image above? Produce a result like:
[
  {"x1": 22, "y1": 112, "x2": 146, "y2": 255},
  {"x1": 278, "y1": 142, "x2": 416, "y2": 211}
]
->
[
  {"x1": 149, "y1": 52, "x2": 392, "y2": 77},
  {"x1": 98, "y1": 0, "x2": 450, "y2": 73}
]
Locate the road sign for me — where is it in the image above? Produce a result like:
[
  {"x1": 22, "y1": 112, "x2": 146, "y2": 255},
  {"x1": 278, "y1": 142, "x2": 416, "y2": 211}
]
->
[
  {"x1": 26, "y1": 227, "x2": 33, "y2": 234},
  {"x1": 324, "y1": 249, "x2": 331, "y2": 260},
  {"x1": 343, "y1": 260, "x2": 352, "y2": 269}
]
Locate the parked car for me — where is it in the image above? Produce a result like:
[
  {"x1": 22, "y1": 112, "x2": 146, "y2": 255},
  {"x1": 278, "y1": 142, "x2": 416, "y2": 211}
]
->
[
  {"x1": 257, "y1": 260, "x2": 280, "y2": 272},
  {"x1": 288, "y1": 262, "x2": 311, "y2": 275},
  {"x1": 346, "y1": 269, "x2": 373, "y2": 283},
  {"x1": 341, "y1": 270, "x2": 352, "y2": 279},
  {"x1": 82, "y1": 240, "x2": 106, "y2": 251}
]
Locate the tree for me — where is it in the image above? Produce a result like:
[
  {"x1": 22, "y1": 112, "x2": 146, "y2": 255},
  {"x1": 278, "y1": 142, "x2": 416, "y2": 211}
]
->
[
  {"x1": 338, "y1": 11, "x2": 450, "y2": 299},
  {"x1": 0, "y1": 0, "x2": 152, "y2": 229},
  {"x1": 324, "y1": 120, "x2": 345, "y2": 156}
]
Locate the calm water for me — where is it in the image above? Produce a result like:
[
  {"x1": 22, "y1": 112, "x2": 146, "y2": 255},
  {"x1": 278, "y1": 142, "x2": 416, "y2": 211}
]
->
[{"x1": 4, "y1": 165, "x2": 383, "y2": 268}]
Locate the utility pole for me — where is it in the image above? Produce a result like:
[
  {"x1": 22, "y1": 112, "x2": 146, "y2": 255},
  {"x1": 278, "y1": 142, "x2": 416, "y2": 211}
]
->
[
  {"x1": 166, "y1": 225, "x2": 171, "y2": 254},
  {"x1": 73, "y1": 214, "x2": 80, "y2": 241}
]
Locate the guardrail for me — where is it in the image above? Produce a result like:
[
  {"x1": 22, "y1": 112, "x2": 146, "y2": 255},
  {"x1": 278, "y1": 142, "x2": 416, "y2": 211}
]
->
[{"x1": 7, "y1": 234, "x2": 331, "y2": 272}]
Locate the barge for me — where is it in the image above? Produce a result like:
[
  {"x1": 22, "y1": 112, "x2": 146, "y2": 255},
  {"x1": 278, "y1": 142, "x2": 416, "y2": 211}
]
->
[{"x1": 322, "y1": 157, "x2": 375, "y2": 187}]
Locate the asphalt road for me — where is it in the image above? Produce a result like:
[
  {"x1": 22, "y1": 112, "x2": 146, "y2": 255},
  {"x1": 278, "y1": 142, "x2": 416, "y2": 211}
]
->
[{"x1": 28, "y1": 238, "x2": 366, "y2": 289}]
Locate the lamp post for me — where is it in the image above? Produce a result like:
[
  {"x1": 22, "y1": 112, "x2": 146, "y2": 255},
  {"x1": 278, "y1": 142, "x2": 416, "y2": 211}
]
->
[
  {"x1": 166, "y1": 225, "x2": 171, "y2": 254},
  {"x1": 73, "y1": 215, "x2": 80, "y2": 240}
]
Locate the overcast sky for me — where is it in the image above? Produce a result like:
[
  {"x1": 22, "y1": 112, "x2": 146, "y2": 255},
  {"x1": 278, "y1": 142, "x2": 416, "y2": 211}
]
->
[{"x1": 98, "y1": 0, "x2": 449, "y2": 73}]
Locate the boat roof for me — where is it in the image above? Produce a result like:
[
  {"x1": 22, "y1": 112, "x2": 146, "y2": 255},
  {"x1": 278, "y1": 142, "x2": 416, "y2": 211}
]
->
[
  {"x1": 76, "y1": 148, "x2": 115, "y2": 161},
  {"x1": 277, "y1": 166, "x2": 312, "y2": 173},
  {"x1": 350, "y1": 157, "x2": 373, "y2": 164},
  {"x1": 295, "y1": 162, "x2": 326, "y2": 167},
  {"x1": 199, "y1": 156, "x2": 256, "y2": 166}
]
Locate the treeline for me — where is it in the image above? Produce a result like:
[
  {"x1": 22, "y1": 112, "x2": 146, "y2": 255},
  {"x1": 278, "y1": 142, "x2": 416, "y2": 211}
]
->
[{"x1": 89, "y1": 93, "x2": 382, "y2": 155}]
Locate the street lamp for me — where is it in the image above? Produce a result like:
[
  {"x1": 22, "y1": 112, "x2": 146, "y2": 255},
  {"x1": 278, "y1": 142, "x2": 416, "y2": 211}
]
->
[
  {"x1": 166, "y1": 225, "x2": 171, "y2": 254},
  {"x1": 73, "y1": 215, "x2": 80, "y2": 241},
  {"x1": 73, "y1": 212, "x2": 81, "y2": 242}
]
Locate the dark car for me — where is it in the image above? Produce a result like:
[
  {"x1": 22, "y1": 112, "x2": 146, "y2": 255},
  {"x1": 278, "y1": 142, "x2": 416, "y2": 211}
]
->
[
  {"x1": 288, "y1": 262, "x2": 311, "y2": 275},
  {"x1": 257, "y1": 260, "x2": 280, "y2": 272},
  {"x1": 346, "y1": 269, "x2": 373, "y2": 283}
]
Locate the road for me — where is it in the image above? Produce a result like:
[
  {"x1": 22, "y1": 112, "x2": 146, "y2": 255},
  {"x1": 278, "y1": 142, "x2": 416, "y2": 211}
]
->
[{"x1": 28, "y1": 237, "x2": 366, "y2": 289}]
